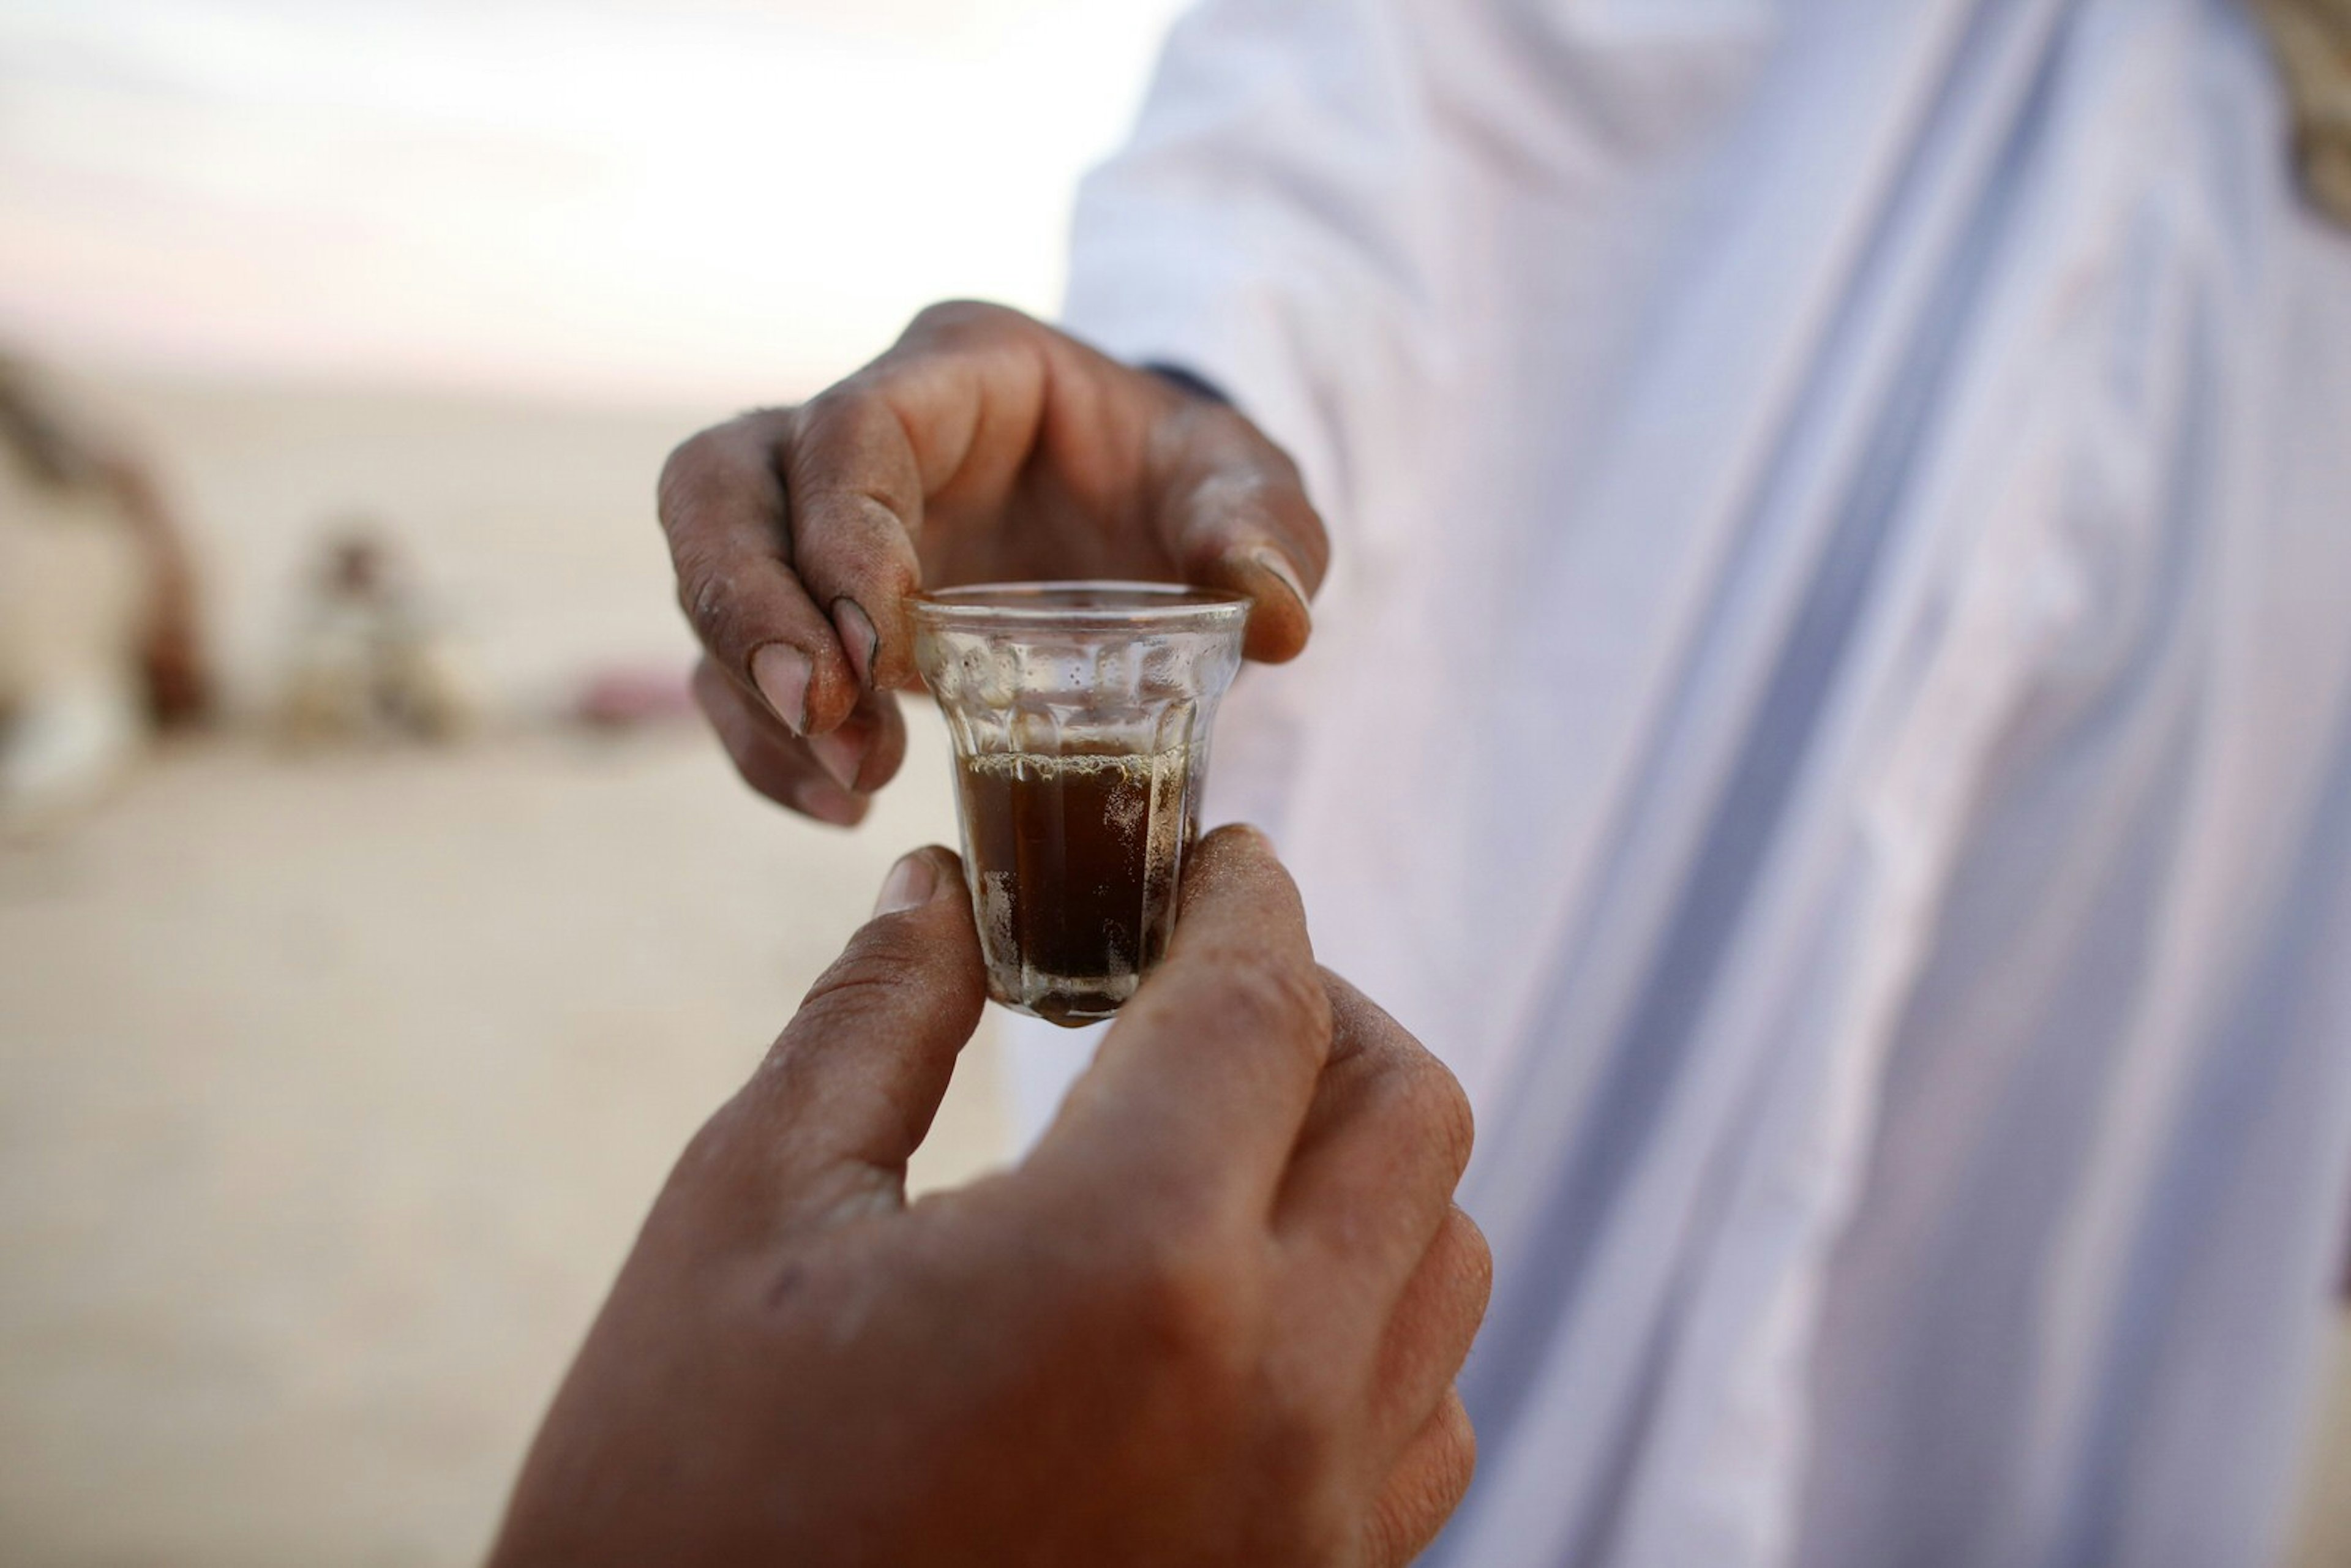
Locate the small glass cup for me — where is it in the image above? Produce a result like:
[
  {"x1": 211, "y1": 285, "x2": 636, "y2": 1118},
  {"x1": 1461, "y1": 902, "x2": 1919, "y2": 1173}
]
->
[{"x1": 908, "y1": 582, "x2": 1250, "y2": 1027}]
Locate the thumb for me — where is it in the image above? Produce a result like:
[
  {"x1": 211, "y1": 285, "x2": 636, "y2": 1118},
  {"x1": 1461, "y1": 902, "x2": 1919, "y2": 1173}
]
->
[
  {"x1": 736, "y1": 846, "x2": 988, "y2": 1225},
  {"x1": 1150, "y1": 401, "x2": 1327, "y2": 665}
]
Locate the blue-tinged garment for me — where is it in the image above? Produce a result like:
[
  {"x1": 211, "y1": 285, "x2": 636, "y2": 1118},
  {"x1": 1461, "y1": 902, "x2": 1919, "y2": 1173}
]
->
[{"x1": 1007, "y1": 0, "x2": 2351, "y2": 1562}]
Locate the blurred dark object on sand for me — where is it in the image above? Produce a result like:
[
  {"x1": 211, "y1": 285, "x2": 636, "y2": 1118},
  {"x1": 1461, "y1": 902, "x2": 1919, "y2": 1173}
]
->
[
  {"x1": 1, "y1": 354, "x2": 213, "y2": 827},
  {"x1": 0, "y1": 354, "x2": 211, "y2": 726}
]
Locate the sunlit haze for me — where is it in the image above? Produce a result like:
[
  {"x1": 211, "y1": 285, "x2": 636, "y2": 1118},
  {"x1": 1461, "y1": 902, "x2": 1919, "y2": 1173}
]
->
[{"x1": 0, "y1": 0, "x2": 1189, "y2": 404}]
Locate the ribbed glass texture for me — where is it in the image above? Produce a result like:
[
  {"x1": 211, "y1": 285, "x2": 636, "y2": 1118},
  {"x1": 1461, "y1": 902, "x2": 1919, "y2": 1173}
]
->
[{"x1": 908, "y1": 582, "x2": 1248, "y2": 1026}]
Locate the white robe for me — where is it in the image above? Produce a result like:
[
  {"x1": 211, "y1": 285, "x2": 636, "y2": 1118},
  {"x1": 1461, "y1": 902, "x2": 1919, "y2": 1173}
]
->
[{"x1": 1008, "y1": 0, "x2": 2351, "y2": 1561}]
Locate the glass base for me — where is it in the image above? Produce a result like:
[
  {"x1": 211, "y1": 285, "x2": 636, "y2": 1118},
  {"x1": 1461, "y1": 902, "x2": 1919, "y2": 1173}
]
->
[{"x1": 989, "y1": 969, "x2": 1139, "y2": 1029}]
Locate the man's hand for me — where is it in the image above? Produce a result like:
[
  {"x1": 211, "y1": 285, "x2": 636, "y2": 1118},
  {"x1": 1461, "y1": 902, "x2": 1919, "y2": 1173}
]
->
[
  {"x1": 489, "y1": 828, "x2": 1487, "y2": 1567},
  {"x1": 659, "y1": 303, "x2": 1326, "y2": 825}
]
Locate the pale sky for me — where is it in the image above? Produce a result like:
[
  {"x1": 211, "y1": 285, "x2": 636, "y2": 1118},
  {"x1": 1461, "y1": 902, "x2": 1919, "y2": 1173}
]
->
[{"x1": 0, "y1": 0, "x2": 1190, "y2": 404}]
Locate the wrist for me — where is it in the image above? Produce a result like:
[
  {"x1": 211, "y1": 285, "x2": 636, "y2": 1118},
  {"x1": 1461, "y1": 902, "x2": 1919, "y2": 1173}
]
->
[{"x1": 1140, "y1": 361, "x2": 1233, "y2": 408}]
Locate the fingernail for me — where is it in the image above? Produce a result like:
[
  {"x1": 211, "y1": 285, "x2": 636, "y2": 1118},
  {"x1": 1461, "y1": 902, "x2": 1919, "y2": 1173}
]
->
[
  {"x1": 1247, "y1": 547, "x2": 1311, "y2": 624},
  {"x1": 794, "y1": 778, "x2": 864, "y2": 827},
  {"x1": 872, "y1": 850, "x2": 938, "y2": 916},
  {"x1": 831, "y1": 598, "x2": 880, "y2": 688},
  {"x1": 751, "y1": 643, "x2": 812, "y2": 735},
  {"x1": 808, "y1": 727, "x2": 864, "y2": 791}
]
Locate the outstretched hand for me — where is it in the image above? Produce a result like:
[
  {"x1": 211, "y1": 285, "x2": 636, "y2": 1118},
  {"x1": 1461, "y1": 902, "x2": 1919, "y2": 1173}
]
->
[
  {"x1": 658, "y1": 303, "x2": 1326, "y2": 825},
  {"x1": 490, "y1": 827, "x2": 1486, "y2": 1567}
]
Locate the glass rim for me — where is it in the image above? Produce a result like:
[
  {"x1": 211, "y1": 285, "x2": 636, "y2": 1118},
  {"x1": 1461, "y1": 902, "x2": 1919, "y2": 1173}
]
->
[{"x1": 906, "y1": 580, "x2": 1250, "y2": 631}]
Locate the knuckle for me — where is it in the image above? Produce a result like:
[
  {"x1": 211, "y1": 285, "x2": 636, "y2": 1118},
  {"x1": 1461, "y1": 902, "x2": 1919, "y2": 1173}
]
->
[
  {"x1": 1269, "y1": 483, "x2": 1329, "y2": 566},
  {"x1": 669, "y1": 536, "x2": 726, "y2": 610},
  {"x1": 816, "y1": 499, "x2": 921, "y2": 583},
  {"x1": 1116, "y1": 1229, "x2": 1255, "y2": 1376},
  {"x1": 1434, "y1": 1400, "x2": 1479, "y2": 1501},
  {"x1": 654, "y1": 430, "x2": 712, "y2": 522},
  {"x1": 904, "y1": 298, "x2": 1022, "y2": 345},
  {"x1": 1361, "y1": 1407, "x2": 1477, "y2": 1568},
  {"x1": 1257, "y1": 437, "x2": 1309, "y2": 493},
  {"x1": 794, "y1": 928, "x2": 929, "y2": 1024},
  {"x1": 1182, "y1": 465, "x2": 1278, "y2": 525},
  {"x1": 656, "y1": 425, "x2": 750, "y2": 535},
  {"x1": 795, "y1": 377, "x2": 871, "y2": 429},
  {"x1": 1232, "y1": 426, "x2": 1314, "y2": 514},
  {"x1": 671, "y1": 549, "x2": 749, "y2": 653},
  {"x1": 1192, "y1": 949, "x2": 1331, "y2": 1059},
  {"x1": 1417, "y1": 1061, "x2": 1477, "y2": 1179},
  {"x1": 1446, "y1": 1209, "x2": 1496, "y2": 1320},
  {"x1": 1360, "y1": 1499, "x2": 1421, "y2": 1568}
]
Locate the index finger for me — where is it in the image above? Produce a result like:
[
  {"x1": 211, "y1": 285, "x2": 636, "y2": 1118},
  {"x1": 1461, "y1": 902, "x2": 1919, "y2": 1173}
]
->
[
  {"x1": 658, "y1": 409, "x2": 863, "y2": 737},
  {"x1": 1019, "y1": 824, "x2": 1333, "y2": 1219}
]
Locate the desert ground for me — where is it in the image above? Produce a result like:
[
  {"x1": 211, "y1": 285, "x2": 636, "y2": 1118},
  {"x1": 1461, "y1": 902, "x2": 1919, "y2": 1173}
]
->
[
  {"x1": 0, "y1": 369, "x2": 1009, "y2": 1565},
  {"x1": 0, "y1": 367, "x2": 2342, "y2": 1565}
]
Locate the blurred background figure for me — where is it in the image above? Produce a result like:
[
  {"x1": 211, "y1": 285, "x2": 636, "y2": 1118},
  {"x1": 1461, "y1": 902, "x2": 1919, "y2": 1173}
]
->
[
  {"x1": 0, "y1": 355, "x2": 208, "y2": 827},
  {"x1": 275, "y1": 523, "x2": 481, "y2": 745}
]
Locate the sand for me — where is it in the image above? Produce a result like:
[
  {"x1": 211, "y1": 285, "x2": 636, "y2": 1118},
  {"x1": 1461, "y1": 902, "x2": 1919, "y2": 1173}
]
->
[{"x1": 0, "y1": 369, "x2": 1008, "y2": 1566}]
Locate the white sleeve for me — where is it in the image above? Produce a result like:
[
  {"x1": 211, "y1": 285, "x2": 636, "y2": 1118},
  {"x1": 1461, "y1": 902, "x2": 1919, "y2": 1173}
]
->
[{"x1": 1060, "y1": 0, "x2": 1455, "y2": 536}]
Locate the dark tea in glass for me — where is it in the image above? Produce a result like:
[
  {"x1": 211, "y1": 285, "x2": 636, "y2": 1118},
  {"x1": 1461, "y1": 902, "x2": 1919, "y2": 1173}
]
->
[{"x1": 954, "y1": 743, "x2": 1197, "y2": 1024}]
